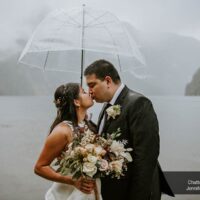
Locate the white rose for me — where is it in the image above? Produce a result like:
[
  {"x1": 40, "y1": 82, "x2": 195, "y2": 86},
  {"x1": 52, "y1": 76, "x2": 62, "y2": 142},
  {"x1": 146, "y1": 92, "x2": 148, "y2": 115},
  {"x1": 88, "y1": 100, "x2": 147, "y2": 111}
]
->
[
  {"x1": 74, "y1": 147, "x2": 81, "y2": 154},
  {"x1": 106, "y1": 107, "x2": 115, "y2": 118},
  {"x1": 94, "y1": 146, "x2": 106, "y2": 156},
  {"x1": 109, "y1": 159, "x2": 123, "y2": 173},
  {"x1": 85, "y1": 144, "x2": 95, "y2": 153},
  {"x1": 120, "y1": 152, "x2": 133, "y2": 162},
  {"x1": 106, "y1": 105, "x2": 121, "y2": 119},
  {"x1": 110, "y1": 141, "x2": 125, "y2": 156},
  {"x1": 83, "y1": 162, "x2": 97, "y2": 177},
  {"x1": 79, "y1": 147, "x2": 87, "y2": 156},
  {"x1": 74, "y1": 147, "x2": 87, "y2": 156},
  {"x1": 80, "y1": 140, "x2": 87, "y2": 146},
  {"x1": 99, "y1": 159, "x2": 109, "y2": 171},
  {"x1": 87, "y1": 154, "x2": 98, "y2": 164}
]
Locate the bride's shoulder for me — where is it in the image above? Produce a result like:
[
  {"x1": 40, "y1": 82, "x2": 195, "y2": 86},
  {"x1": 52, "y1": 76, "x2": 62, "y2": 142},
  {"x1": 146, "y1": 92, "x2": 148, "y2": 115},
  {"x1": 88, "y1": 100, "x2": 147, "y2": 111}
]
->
[
  {"x1": 62, "y1": 120, "x2": 74, "y2": 130},
  {"x1": 51, "y1": 121, "x2": 73, "y2": 139}
]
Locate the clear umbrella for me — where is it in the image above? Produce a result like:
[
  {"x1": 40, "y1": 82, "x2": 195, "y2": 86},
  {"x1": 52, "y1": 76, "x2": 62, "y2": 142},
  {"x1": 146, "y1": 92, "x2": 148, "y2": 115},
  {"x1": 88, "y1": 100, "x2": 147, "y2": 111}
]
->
[{"x1": 19, "y1": 5, "x2": 145, "y2": 85}]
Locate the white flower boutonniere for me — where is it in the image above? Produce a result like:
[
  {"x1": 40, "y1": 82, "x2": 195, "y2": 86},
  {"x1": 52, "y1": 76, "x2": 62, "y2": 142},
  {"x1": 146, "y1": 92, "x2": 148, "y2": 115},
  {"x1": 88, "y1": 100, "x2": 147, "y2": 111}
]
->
[{"x1": 106, "y1": 104, "x2": 121, "y2": 120}]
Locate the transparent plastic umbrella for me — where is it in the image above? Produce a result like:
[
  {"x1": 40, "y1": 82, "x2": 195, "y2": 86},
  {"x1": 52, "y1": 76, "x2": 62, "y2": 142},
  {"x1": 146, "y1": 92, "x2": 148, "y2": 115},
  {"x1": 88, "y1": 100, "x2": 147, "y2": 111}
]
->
[{"x1": 19, "y1": 5, "x2": 145, "y2": 85}]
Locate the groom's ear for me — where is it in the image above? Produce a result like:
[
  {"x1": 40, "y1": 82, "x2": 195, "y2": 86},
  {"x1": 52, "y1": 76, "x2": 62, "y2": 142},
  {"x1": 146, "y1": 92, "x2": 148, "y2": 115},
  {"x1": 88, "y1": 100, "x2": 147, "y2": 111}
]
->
[
  {"x1": 105, "y1": 76, "x2": 113, "y2": 89},
  {"x1": 105, "y1": 76, "x2": 112, "y2": 86}
]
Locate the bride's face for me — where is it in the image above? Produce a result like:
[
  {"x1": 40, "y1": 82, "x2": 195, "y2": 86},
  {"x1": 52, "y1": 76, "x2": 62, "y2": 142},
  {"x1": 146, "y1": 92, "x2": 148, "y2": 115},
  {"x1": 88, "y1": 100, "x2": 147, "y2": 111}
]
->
[{"x1": 75, "y1": 87, "x2": 94, "y2": 109}]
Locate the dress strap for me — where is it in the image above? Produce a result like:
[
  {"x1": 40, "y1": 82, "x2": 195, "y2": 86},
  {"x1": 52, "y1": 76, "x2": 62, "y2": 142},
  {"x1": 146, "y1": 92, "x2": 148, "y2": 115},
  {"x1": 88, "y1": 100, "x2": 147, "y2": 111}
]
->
[{"x1": 62, "y1": 120, "x2": 74, "y2": 132}]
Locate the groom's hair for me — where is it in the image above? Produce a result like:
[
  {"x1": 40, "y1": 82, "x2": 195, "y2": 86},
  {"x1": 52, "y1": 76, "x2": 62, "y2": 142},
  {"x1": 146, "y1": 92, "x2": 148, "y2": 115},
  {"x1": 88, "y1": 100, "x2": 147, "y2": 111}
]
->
[{"x1": 84, "y1": 59, "x2": 121, "y2": 84}]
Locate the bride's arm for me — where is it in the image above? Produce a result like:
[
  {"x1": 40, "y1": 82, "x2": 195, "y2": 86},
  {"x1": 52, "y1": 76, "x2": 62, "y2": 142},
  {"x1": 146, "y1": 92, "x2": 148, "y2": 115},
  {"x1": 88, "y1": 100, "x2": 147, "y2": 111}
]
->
[
  {"x1": 34, "y1": 124, "x2": 73, "y2": 184},
  {"x1": 34, "y1": 124, "x2": 94, "y2": 194}
]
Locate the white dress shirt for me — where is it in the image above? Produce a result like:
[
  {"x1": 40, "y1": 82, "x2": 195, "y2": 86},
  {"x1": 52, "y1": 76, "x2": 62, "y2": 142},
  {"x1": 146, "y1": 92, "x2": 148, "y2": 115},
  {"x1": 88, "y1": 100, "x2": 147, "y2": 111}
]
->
[{"x1": 99, "y1": 83, "x2": 125, "y2": 134}]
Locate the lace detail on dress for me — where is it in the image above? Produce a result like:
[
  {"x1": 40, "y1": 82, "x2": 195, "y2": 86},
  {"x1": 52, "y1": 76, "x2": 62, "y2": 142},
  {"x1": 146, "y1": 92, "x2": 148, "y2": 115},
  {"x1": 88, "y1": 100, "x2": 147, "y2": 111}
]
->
[{"x1": 62, "y1": 120, "x2": 74, "y2": 132}]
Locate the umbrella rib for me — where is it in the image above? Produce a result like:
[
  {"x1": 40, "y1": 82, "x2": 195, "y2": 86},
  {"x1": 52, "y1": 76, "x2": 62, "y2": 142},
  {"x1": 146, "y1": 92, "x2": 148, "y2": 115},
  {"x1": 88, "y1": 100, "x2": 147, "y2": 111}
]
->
[
  {"x1": 98, "y1": 23, "x2": 122, "y2": 71},
  {"x1": 57, "y1": 21, "x2": 80, "y2": 27},
  {"x1": 64, "y1": 13, "x2": 81, "y2": 26},
  {"x1": 83, "y1": 10, "x2": 122, "y2": 71},
  {"x1": 85, "y1": 21, "x2": 117, "y2": 28},
  {"x1": 44, "y1": 51, "x2": 50, "y2": 70},
  {"x1": 52, "y1": 14, "x2": 80, "y2": 27},
  {"x1": 46, "y1": 18, "x2": 80, "y2": 46},
  {"x1": 104, "y1": 26, "x2": 122, "y2": 71},
  {"x1": 86, "y1": 12, "x2": 144, "y2": 65},
  {"x1": 84, "y1": 10, "x2": 124, "y2": 71},
  {"x1": 52, "y1": 11, "x2": 81, "y2": 26},
  {"x1": 85, "y1": 11, "x2": 109, "y2": 27}
]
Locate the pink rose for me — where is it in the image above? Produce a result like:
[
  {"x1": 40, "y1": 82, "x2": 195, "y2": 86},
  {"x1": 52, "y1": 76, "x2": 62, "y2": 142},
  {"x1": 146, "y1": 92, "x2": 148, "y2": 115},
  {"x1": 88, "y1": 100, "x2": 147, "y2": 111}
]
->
[{"x1": 99, "y1": 159, "x2": 109, "y2": 171}]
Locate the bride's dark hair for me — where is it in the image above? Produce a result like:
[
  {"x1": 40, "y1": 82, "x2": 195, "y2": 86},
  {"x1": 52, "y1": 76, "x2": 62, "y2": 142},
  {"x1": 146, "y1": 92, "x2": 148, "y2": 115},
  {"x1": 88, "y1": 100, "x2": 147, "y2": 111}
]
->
[{"x1": 49, "y1": 83, "x2": 80, "y2": 134}]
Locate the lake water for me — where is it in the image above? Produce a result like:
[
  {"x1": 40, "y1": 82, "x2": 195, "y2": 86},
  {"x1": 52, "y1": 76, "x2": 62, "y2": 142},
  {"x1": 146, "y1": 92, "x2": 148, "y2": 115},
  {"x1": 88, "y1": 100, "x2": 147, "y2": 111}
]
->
[{"x1": 0, "y1": 96, "x2": 200, "y2": 200}]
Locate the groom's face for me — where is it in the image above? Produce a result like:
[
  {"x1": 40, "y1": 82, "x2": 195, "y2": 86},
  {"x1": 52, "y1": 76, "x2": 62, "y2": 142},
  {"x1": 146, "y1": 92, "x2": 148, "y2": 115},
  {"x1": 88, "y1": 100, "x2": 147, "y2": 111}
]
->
[{"x1": 85, "y1": 74, "x2": 110, "y2": 103}]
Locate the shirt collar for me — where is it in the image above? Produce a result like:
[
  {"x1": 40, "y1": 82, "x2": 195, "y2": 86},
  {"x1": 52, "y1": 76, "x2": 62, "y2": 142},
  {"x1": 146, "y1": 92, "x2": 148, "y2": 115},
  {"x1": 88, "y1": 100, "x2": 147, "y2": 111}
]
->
[{"x1": 109, "y1": 83, "x2": 125, "y2": 105}]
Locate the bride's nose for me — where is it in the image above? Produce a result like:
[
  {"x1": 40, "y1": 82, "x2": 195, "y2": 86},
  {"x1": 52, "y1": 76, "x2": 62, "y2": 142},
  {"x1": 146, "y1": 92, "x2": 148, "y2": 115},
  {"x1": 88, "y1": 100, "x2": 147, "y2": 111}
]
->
[{"x1": 88, "y1": 88, "x2": 93, "y2": 95}]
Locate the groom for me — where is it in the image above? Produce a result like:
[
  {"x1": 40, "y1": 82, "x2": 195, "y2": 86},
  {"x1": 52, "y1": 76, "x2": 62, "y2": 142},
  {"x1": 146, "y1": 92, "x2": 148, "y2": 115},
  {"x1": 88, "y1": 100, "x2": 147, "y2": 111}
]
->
[{"x1": 84, "y1": 59, "x2": 174, "y2": 200}]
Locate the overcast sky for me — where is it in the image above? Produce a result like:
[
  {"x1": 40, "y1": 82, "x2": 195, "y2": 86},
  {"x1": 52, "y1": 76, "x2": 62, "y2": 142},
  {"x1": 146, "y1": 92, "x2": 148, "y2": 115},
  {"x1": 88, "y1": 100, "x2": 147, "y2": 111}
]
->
[{"x1": 1, "y1": 0, "x2": 200, "y2": 52}]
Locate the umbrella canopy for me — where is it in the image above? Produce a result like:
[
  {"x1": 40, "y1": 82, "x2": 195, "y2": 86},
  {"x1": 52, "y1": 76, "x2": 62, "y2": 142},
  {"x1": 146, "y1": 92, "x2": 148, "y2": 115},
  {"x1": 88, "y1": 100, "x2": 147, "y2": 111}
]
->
[{"x1": 19, "y1": 5, "x2": 145, "y2": 85}]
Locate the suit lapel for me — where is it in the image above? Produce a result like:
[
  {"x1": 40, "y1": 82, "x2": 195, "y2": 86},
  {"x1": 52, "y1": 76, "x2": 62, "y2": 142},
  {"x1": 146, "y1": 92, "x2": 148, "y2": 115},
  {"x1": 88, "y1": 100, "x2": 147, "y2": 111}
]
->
[
  {"x1": 102, "y1": 86, "x2": 129, "y2": 134},
  {"x1": 114, "y1": 85, "x2": 129, "y2": 105}
]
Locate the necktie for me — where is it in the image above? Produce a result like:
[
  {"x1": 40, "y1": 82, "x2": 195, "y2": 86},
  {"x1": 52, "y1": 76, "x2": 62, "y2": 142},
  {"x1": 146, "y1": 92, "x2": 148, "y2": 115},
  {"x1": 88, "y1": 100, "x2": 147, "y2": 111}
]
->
[{"x1": 99, "y1": 103, "x2": 112, "y2": 134}]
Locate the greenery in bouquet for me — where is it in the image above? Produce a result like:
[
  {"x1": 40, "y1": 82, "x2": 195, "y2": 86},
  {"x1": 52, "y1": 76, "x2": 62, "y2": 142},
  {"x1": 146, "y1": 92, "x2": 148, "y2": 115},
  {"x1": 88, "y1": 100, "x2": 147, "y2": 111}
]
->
[{"x1": 54, "y1": 124, "x2": 133, "y2": 180}]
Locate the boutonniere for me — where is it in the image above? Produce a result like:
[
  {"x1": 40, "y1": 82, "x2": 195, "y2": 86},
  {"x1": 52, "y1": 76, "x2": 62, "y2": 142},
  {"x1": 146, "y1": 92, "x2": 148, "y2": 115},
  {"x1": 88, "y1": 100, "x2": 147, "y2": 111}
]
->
[{"x1": 106, "y1": 104, "x2": 121, "y2": 120}]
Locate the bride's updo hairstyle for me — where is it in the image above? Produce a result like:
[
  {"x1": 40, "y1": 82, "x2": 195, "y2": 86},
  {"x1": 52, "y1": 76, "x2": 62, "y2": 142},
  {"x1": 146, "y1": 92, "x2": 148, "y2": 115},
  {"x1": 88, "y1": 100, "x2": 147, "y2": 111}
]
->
[{"x1": 49, "y1": 83, "x2": 80, "y2": 134}]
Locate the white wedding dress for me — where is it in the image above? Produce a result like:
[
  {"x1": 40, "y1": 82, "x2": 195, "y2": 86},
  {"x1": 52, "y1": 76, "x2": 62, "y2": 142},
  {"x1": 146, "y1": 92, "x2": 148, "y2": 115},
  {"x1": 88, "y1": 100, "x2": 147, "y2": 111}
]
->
[
  {"x1": 45, "y1": 179, "x2": 102, "y2": 200},
  {"x1": 45, "y1": 121, "x2": 103, "y2": 200}
]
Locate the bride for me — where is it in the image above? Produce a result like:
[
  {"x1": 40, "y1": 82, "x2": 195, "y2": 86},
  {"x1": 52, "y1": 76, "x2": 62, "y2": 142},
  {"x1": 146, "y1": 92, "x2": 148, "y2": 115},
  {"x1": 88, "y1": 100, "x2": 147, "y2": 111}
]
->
[{"x1": 34, "y1": 83, "x2": 102, "y2": 200}]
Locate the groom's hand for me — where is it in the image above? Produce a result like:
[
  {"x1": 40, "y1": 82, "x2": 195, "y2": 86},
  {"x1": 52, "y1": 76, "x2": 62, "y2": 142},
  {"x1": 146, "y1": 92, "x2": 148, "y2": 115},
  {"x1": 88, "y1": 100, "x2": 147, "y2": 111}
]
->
[{"x1": 73, "y1": 177, "x2": 95, "y2": 194}]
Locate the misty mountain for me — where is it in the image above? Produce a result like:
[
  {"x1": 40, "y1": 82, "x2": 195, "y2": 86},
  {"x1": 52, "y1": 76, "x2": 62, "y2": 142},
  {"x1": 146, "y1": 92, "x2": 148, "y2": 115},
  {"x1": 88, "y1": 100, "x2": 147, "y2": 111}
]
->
[
  {"x1": 1, "y1": 22, "x2": 200, "y2": 95},
  {"x1": 124, "y1": 22, "x2": 200, "y2": 95},
  {"x1": 0, "y1": 52, "x2": 47, "y2": 95},
  {"x1": 185, "y1": 67, "x2": 200, "y2": 95}
]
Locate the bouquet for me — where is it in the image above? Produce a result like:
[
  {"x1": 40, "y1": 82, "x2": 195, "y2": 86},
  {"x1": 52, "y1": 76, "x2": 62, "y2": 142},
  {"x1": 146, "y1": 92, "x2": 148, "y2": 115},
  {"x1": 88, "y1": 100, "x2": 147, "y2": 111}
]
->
[{"x1": 55, "y1": 123, "x2": 133, "y2": 180}]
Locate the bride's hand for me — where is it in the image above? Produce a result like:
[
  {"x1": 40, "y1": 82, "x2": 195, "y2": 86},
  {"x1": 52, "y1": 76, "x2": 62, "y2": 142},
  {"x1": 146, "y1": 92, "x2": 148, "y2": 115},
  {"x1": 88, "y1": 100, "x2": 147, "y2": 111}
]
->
[{"x1": 73, "y1": 177, "x2": 95, "y2": 194}]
